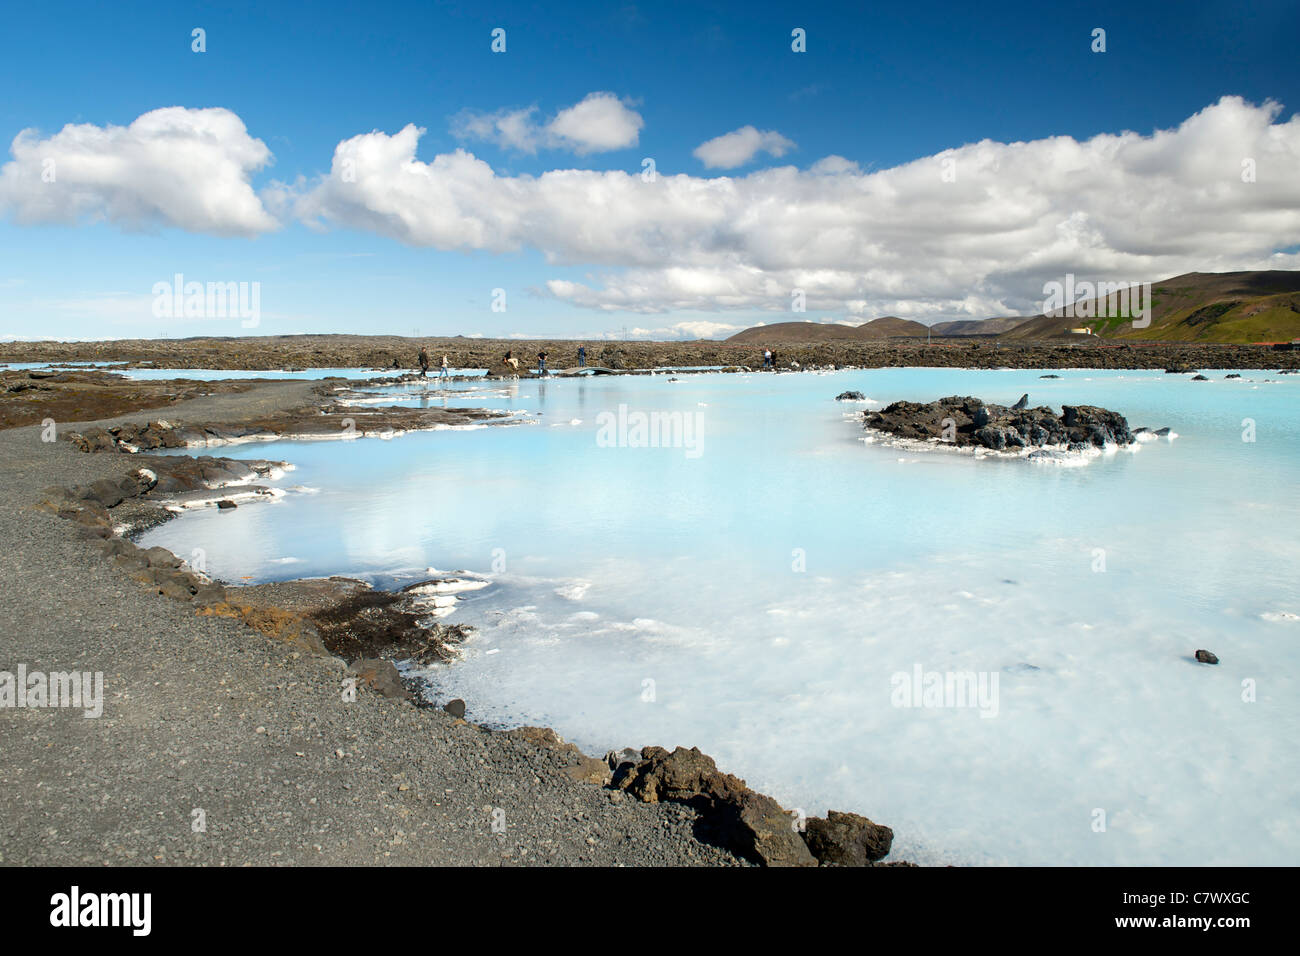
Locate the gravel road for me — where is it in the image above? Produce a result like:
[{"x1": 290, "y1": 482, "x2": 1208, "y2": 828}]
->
[{"x1": 0, "y1": 382, "x2": 745, "y2": 866}]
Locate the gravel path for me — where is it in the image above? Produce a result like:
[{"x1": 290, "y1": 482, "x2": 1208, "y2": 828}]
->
[{"x1": 0, "y1": 382, "x2": 744, "y2": 866}]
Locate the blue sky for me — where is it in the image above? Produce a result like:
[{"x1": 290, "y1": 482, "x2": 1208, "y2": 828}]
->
[{"x1": 1, "y1": 0, "x2": 1298, "y2": 340}]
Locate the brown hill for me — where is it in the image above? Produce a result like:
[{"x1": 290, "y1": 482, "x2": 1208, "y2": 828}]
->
[
  {"x1": 725, "y1": 316, "x2": 927, "y2": 344},
  {"x1": 999, "y1": 271, "x2": 1300, "y2": 343},
  {"x1": 723, "y1": 321, "x2": 867, "y2": 344},
  {"x1": 930, "y1": 316, "x2": 1030, "y2": 337},
  {"x1": 855, "y1": 316, "x2": 930, "y2": 338}
]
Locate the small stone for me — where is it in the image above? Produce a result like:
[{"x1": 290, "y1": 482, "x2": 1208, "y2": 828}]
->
[
  {"x1": 443, "y1": 698, "x2": 467, "y2": 718},
  {"x1": 1195, "y1": 649, "x2": 1219, "y2": 665}
]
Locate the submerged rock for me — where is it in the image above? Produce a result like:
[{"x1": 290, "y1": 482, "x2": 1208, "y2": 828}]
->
[{"x1": 835, "y1": 390, "x2": 867, "y2": 401}]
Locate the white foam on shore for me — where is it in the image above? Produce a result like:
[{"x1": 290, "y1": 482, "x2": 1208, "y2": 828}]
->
[
  {"x1": 161, "y1": 487, "x2": 284, "y2": 512},
  {"x1": 404, "y1": 578, "x2": 490, "y2": 596},
  {"x1": 860, "y1": 427, "x2": 1143, "y2": 464}
]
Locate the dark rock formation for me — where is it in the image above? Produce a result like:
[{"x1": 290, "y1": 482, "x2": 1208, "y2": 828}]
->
[
  {"x1": 803, "y1": 810, "x2": 894, "y2": 865},
  {"x1": 612, "y1": 746, "x2": 817, "y2": 867},
  {"x1": 864, "y1": 395, "x2": 1134, "y2": 451},
  {"x1": 443, "y1": 698, "x2": 466, "y2": 717},
  {"x1": 1195, "y1": 649, "x2": 1219, "y2": 665},
  {"x1": 1191, "y1": 374, "x2": 1209, "y2": 381},
  {"x1": 835, "y1": 390, "x2": 867, "y2": 401}
]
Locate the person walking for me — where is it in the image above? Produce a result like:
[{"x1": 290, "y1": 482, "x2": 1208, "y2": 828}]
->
[
  {"x1": 762, "y1": 348, "x2": 772, "y2": 368},
  {"x1": 417, "y1": 345, "x2": 430, "y2": 378},
  {"x1": 439, "y1": 354, "x2": 449, "y2": 379},
  {"x1": 578, "y1": 345, "x2": 586, "y2": 367}
]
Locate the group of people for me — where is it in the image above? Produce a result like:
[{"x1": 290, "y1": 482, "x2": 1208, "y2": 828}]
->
[
  {"x1": 500, "y1": 346, "x2": 587, "y2": 376},
  {"x1": 762, "y1": 348, "x2": 778, "y2": 368},
  {"x1": 414, "y1": 344, "x2": 593, "y2": 379}
]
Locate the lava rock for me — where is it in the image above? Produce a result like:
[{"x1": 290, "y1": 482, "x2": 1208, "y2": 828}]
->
[
  {"x1": 1195, "y1": 649, "x2": 1219, "y2": 665},
  {"x1": 349, "y1": 658, "x2": 411, "y2": 700},
  {"x1": 803, "y1": 810, "x2": 894, "y2": 865},
  {"x1": 865, "y1": 396, "x2": 1134, "y2": 452}
]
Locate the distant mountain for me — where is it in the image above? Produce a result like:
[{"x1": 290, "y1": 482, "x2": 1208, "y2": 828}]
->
[
  {"x1": 998, "y1": 271, "x2": 1300, "y2": 343},
  {"x1": 724, "y1": 321, "x2": 867, "y2": 344},
  {"x1": 930, "y1": 316, "x2": 1030, "y2": 336},
  {"x1": 855, "y1": 316, "x2": 930, "y2": 338},
  {"x1": 725, "y1": 316, "x2": 927, "y2": 344}
]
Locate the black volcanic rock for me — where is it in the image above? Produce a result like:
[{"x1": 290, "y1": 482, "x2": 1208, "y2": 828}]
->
[
  {"x1": 864, "y1": 396, "x2": 1134, "y2": 451},
  {"x1": 835, "y1": 390, "x2": 866, "y2": 401},
  {"x1": 803, "y1": 810, "x2": 894, "y2": 865}
]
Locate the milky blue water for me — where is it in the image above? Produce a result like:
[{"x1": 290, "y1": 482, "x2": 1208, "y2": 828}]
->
[{"x1": 138, "y1": 368, "x2": 1300, "y2": 865}]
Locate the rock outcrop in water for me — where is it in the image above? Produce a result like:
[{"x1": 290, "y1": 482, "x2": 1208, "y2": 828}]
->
[{"x1": 863, "y1": 395, "x2": 1134, "y2": 451}]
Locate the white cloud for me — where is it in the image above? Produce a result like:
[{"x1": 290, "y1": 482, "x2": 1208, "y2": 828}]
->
[
  {"x1": 451, "y1": 92, "x2": 643, "y2": 155},
  {"x1": 0, "y1": 107, "x2": 277, "y2": 236},
  {"x1": 450, "y1": 107, "x2": 541, "y2": 154},
  {"x1": 292, "y1": 96, "x2": 1300, "y2": 319},
  {"x1": 7, "y1": 98, "x2": 1300, "y2": 327},
  {"x1": 693, "y1": 125, "x2": 796, "y2": 168},
  {"x1": 548, "y1": 93, "x2": 644, "y2": 154}
]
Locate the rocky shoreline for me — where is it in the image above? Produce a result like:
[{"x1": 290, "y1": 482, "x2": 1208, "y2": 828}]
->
[
  {"x1": 4, "y1": 334, "x2": 1300, "y2": 374},
  {"x1": 15, "y1": 380, "x2": 907, "y2": 867}
]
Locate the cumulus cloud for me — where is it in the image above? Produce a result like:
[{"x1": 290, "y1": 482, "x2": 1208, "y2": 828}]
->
[
  {"x1": 451, "y1": 92, "x2": 643, "y2": 155},
  {"x1": 291, "y1": 96, "x2": 1300, "y2": 320},
  {"x1": 693, "y1": 125, "x2": 796, "y2": 168},
  {"x1": 0, "y1": 107, "x2": 277, "y2": 236}
]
